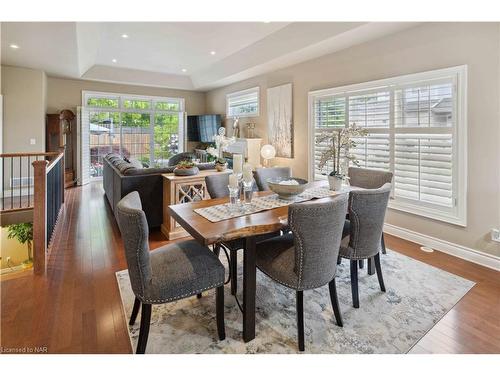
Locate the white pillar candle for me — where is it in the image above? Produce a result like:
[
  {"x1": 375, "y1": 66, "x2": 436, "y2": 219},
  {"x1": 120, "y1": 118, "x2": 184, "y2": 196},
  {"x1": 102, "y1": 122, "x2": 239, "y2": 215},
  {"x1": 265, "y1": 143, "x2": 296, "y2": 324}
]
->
[
  {"x1": 228, "y1": 173, "x2": 239, "y2": 188},
  {"x1": 232, "y1": 154, "x2": 243, "y2": 175},
  {"x1": 242, "y1": 163, "x2": 253, "y2": 182}
]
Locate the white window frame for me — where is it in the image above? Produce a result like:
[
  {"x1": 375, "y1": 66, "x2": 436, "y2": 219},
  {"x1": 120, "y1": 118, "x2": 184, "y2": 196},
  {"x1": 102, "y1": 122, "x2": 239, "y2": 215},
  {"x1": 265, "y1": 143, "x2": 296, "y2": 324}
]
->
[
  {"x1": 226, "y1": 86, "x2": 260, "y2": 118},
  {"x1": 308, "y1": 66, "x2": 468, "y2": 226},
  {"x1": 82, "y1": 91, "x2": 186, "y2": 174}
]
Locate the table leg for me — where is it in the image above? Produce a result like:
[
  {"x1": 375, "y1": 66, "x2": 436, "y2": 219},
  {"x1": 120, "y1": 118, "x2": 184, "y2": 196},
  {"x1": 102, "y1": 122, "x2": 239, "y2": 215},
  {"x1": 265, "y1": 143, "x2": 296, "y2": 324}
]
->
[{"x1": 243, "y1": 236, "x2": 256, "y2": 342}]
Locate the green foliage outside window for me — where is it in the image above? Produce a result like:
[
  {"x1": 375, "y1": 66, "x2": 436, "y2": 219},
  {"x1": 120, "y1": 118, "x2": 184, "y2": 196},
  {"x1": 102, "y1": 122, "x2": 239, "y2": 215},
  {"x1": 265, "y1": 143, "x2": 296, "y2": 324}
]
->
[
  {"x1": 123, "y1": 100, "x2": 151, "y2": 110},
  {"x1": 87, "y1": 97, "x2": 119, "y2": 108},
  {"x1": 155, "y1": 102, "x2": 180, "y2": 111}
]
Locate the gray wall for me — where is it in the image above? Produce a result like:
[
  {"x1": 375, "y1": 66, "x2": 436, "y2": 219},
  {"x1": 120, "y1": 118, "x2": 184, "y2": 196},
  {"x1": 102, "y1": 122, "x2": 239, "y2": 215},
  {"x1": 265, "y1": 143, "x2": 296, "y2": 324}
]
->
[{"x1": 206, "y1": 23, "x2": 500, "y2": 258}]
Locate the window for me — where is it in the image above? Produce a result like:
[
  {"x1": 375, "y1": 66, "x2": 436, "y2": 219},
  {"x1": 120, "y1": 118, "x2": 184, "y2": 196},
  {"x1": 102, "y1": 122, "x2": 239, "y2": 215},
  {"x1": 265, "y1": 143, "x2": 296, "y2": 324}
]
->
[
  {"x1": 82, "y1": 92, "x2": 185, "y2": 178},
  {"x1": 309, "y1": 66, "x2": 467, "y2": 226},
  {"x1": 226, "y1": 87, "x2": 260, "y2": 118}
]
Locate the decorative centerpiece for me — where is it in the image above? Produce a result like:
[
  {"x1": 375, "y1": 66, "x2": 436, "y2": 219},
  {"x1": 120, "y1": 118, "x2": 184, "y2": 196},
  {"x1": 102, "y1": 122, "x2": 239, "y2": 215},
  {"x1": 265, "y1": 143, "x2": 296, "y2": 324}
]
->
[
  {"x1": 317, "y1": 123, "x2": 368, "y2": 191},
  {"x1": 267, "y1": 178, "x2": 309, "y2": 200},
  {"x1": 207, "y1": 127, "x2": 235, "y2": 172},
  {"x1": 174, "y1": 160, "x2": 199, "y2": 176}
]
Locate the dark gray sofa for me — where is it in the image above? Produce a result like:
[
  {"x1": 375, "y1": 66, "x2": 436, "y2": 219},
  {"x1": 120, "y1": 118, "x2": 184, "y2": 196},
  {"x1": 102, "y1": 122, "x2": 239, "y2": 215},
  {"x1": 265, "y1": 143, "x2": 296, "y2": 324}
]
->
[{"x1": 103, "y1": 153, "x2": 215, "y2": 228}]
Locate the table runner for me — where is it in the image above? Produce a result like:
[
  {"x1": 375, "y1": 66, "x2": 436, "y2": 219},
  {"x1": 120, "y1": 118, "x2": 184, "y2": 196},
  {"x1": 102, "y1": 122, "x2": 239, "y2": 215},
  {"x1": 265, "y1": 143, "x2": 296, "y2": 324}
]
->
[{"x1": 194, "y1": 186, "x2": 347, "y2": 223}]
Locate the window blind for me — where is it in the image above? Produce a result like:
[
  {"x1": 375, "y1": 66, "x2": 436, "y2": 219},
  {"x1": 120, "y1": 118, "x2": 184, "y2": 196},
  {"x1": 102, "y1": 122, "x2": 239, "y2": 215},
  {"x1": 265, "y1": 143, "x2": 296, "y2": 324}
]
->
[{"x1": 309, "y1": 66, "x2": 466, "y2": 225}]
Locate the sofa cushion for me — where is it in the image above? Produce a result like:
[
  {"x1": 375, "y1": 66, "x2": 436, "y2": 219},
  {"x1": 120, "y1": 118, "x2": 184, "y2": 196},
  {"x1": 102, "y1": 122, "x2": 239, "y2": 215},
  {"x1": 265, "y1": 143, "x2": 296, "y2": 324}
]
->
[{"x1": 129, "y1": 158, "x2": 144, "y2": 169}]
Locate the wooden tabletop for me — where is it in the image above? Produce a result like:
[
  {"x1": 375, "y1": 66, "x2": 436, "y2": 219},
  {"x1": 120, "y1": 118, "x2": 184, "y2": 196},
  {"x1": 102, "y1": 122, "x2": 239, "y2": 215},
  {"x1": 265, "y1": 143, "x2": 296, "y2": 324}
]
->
[{"x1": 168, "y1": 180, "x2": 347, "y2": 246}]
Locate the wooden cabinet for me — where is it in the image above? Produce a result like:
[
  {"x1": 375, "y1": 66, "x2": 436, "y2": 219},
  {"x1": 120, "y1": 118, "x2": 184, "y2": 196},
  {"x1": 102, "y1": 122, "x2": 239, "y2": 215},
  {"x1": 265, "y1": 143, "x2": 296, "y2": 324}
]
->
[{"x1": 161, "y1": 169, "x2": 230, "y2": 240}]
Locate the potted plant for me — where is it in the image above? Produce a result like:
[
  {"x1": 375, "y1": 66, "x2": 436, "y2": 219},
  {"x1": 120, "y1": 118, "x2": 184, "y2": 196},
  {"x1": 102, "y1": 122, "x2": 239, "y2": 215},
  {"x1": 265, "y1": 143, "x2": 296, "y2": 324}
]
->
[
  {"x1": 207, "y1": 127, "x2": 235, "y2": 172},
  {"x1": 7, "y1": 222, "x2": 33, "y2": 269},
  {"x1": 174, "y1": 160, "x2": 199, "y2": 176},
  {"x1": 317, "y1": 123, "x2": 368, "y2": 191}
]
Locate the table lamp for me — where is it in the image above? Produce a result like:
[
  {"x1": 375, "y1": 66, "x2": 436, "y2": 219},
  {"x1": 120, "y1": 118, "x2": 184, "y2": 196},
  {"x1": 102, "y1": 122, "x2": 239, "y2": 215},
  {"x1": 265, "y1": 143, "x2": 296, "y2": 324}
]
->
[{"x1": 260, "y1": 144, "x2": 276, "y2": 168}]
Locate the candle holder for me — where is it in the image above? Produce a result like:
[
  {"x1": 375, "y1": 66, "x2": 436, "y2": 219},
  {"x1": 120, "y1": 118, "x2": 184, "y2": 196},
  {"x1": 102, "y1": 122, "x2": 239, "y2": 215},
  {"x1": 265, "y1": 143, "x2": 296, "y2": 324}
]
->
[
  {"x1": 242, "y1": 180, "x2": 254, "y2": 210},
  {"x1": 227, "y1": 185, "x2": 240, "y2": 214}
]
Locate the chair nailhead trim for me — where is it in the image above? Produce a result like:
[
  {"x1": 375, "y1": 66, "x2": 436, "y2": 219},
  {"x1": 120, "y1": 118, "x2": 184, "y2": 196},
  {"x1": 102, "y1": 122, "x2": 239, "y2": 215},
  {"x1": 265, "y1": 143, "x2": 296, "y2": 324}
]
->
[{"x1": 139, "y1": 282, "x2": 224, "y2": 304}]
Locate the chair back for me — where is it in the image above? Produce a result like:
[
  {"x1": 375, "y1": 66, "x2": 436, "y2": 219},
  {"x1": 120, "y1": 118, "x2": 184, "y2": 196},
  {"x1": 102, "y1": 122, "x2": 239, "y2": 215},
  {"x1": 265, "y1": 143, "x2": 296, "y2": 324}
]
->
[
  {"x1": 289, "y1": 194, "x2": 348, "y2": 290},
  {"x1": 115, "y1": 191, "x2": 152, "y2": 299},
  {"x1": 254, "y1": 167, "x2": 291, "y2": 191},
  {"x1": 205, "y1": 173, "x2": 230, "y2": 198},
  {"x1": 348, "y1": 183, "x2": 391, "y2": 259},
  {"x1": 348, "y1": 167, "x2": 393, "y2": 189}
]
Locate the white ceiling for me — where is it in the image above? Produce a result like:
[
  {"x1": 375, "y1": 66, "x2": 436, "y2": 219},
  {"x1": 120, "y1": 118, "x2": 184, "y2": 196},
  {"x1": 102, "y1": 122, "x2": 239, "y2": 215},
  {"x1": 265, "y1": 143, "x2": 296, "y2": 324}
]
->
[{"x1": 1, "y1": 22, "x2": 418, "y2": 91}]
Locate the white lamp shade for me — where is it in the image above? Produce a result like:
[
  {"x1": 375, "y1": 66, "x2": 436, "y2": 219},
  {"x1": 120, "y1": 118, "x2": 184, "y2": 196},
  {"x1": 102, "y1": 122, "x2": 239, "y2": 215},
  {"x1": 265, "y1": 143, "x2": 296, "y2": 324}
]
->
[{"x1": 260, "y1": 144, "x2": 276, "y2": 160}]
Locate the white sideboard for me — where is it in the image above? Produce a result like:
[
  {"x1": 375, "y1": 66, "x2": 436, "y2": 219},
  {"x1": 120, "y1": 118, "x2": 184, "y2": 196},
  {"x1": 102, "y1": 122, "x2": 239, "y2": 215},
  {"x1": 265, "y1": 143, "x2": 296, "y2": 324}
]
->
[{"x1": 226, "y1": 138, "x2": 262, "y2": 169}]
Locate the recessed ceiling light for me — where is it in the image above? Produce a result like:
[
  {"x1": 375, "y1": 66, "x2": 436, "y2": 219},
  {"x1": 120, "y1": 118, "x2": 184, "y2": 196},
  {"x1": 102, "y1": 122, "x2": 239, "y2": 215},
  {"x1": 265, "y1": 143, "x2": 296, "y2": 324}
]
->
[
  {"x1": 210, "y1": 51, "x2": 216, "y2": 55},
  {"x1": 181, "y1": 68, "x2": 187, "y2": 73},
  {"x1": 112, "y1": 58, "x2": 117, "y2": 63},
  {"x1": 121, "y1": 34, "x2": 129, "y2": 39},
  {"x1": 10, "y1": 44, "x2": 20, "y2": 49}
]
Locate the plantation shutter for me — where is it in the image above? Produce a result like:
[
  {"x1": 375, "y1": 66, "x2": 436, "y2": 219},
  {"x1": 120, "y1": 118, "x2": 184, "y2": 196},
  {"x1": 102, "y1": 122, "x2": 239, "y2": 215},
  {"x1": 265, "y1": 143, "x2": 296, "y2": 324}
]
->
[
  {"x1": 348, "y1": 90, "x2": 391, "y2": 171},
  {"x1": 313, "y1": 96, "x2": 346, "y2": 178},
  {"x1": 393, "y1": 80, "x2": 454, "y2": 207},
  {"x1": 310, "y1": 68, "x2": 464, "y2": 225}
]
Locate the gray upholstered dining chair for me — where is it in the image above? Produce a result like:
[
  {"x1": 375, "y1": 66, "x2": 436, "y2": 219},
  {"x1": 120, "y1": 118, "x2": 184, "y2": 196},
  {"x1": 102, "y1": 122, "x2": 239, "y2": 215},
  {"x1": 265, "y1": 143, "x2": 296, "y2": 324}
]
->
[
  {"x1": 254, "y1": 167, "x2": 292, "y2": 191},
  {"x1": 255, "y1": 195, "x2": 348, "y2": 351},
  {"x1": 115, "y1": 191, "x2": 226, "y2": 354},
  {"x1": 205, "y1": 173, "x2": 258, "y2": 296},
  {"x1": 339, "y1": 183, "x2": 391, "y2": 308},
  {"x1": 348, "y1": 167, "x2": 393, "y2": 257}
]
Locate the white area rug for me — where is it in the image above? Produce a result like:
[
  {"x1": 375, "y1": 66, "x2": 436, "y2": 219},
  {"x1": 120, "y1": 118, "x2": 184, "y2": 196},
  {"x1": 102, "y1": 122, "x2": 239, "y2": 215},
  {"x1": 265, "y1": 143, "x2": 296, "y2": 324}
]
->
[{"x1": 116, "y1": 249, "x2": 474, "y2": 354}]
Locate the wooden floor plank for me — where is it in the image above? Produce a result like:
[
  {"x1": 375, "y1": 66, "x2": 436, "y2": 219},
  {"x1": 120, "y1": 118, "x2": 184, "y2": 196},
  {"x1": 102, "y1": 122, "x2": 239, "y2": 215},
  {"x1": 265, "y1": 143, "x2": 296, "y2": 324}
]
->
[{"x1": 1, "y1": 182, "x2": 499, "y2": 354}]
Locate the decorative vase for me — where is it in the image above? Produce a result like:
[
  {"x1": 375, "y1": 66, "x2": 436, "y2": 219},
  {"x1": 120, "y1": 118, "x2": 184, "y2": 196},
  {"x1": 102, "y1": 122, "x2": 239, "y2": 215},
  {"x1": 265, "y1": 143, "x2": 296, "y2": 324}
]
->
[
  {"x1": 328, "y1": 175, "x2": 343, "y2": 191},
  {"x1": 174, "y1": 166, "x2": 199, "y2": 176},
  {"x1": 215, "y1": 163, "x2": 227, "y2": 172}
]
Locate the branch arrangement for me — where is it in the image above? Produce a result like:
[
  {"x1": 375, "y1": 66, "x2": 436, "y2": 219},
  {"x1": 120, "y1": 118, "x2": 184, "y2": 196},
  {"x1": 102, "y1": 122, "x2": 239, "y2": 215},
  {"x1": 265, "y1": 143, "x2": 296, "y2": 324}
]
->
[{"x1": 317, "y1": 123, "x2": 368, "y2": 179}]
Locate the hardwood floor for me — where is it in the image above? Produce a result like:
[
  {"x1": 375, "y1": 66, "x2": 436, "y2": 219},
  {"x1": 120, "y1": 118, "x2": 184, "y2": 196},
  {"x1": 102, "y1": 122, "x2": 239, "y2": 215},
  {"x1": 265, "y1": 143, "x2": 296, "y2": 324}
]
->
[{"x1": 1, "y1": 182, "x2": 499, "y2": 354}]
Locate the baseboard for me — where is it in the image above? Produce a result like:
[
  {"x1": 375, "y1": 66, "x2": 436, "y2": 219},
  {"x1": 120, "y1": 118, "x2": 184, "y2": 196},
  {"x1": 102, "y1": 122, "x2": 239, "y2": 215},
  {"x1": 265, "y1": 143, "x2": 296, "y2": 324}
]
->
[{"x1": 384, "y1": 223, "x2": 500, "y2": 272}]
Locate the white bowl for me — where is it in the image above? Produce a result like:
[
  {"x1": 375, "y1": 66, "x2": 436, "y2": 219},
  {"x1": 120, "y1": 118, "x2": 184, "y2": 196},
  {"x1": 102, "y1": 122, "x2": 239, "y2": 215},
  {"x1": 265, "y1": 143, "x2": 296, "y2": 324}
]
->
[{"x1": 267, "y1": 178, "x2": 309, "y2": 200}]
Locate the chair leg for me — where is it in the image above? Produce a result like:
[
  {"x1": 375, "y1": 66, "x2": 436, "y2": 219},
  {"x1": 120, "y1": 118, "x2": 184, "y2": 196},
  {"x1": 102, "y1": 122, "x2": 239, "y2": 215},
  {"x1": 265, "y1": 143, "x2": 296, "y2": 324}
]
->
[
  {"x1": 230, "y1": 249, "x2": 238, "y2": 296},
  {"x1": 374, "y1": 253, "x2": 386, "y2": 292},
  {"x1": 296, "y1": 290, "x2": 305, "y2": 352},
  {"x1": 136, "y1": 304, "x2": 151, "y2": 354},
  {"x1": 350, "y1": 260, "x2": 359, "y2": 308},
  {"x1": 337, "y1": 255, "x2": 341, "y2": 265},
  {"x1": 381, "y1": 234, "x2": 387, "y2": 255},
  {"x1": 213, "y1": 243, "x2": 221, "y2": 257},
  {"x1": 328, "y1": 279, "x2": 343, "y2": 327},
  {"x1": 129, "y1": 297, "x2": 141, "y2": 325},
  {"x1": 358, "y1": 259, "x2": 364, "y2": 269},
  {"x1": 216, "y1": 285, "x2": 225, "y2": 340},
  {"x1": 367, "y1": 257, "x2": 375, "y2": 275}
]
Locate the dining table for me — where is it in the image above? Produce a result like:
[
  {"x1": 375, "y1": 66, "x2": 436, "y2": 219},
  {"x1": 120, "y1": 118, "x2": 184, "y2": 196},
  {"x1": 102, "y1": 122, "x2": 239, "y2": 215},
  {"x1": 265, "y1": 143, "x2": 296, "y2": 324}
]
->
[{"x1": 168, "y1": 179, "x2": 351, "y2": 343}]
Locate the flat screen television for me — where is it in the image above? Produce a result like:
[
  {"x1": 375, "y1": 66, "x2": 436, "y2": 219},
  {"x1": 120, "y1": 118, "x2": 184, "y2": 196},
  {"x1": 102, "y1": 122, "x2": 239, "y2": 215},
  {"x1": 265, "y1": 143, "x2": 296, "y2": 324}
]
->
[{"x1": 187, "y1": 114, "x2": 221, "y2": 142}]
